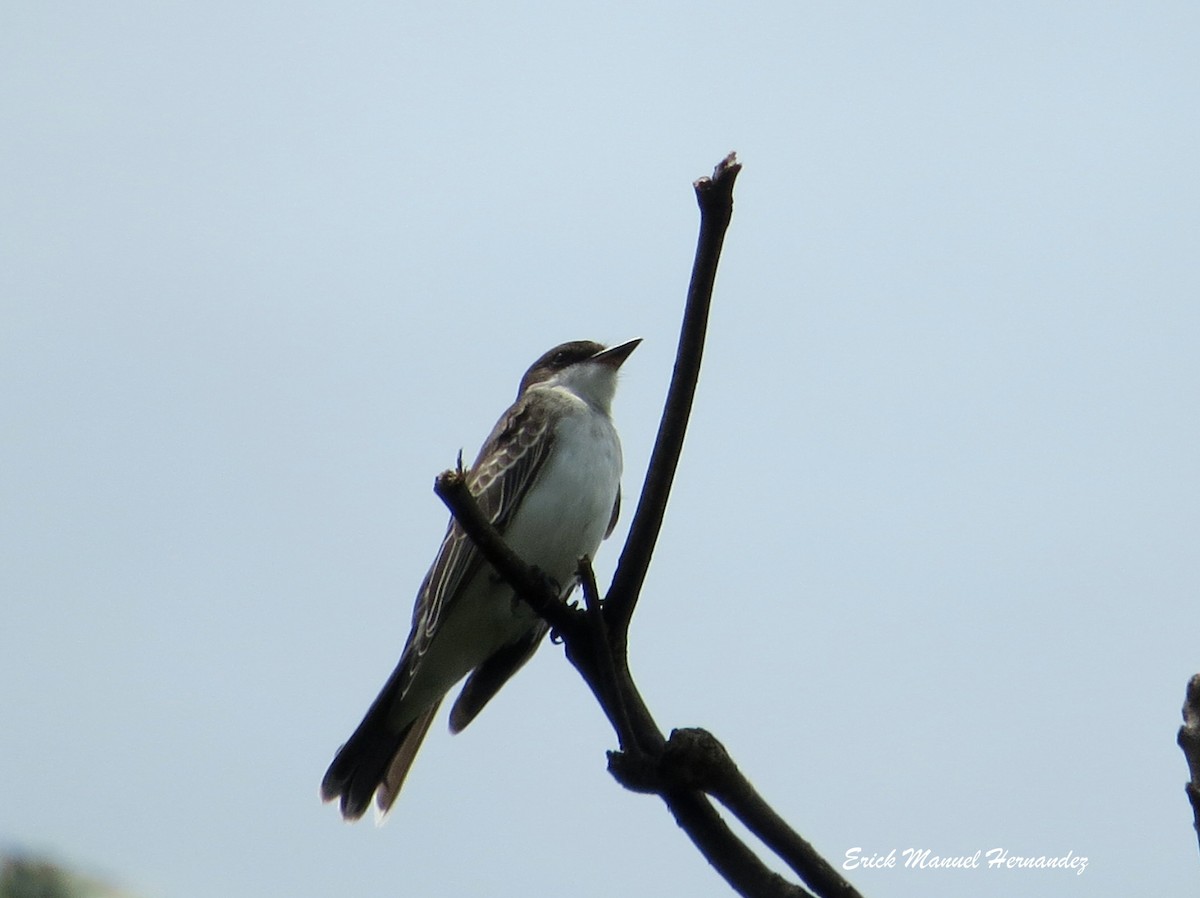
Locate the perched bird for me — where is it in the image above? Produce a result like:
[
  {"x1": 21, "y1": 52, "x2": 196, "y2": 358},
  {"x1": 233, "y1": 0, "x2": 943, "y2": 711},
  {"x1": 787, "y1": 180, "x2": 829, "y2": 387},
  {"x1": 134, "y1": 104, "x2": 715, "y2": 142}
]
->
[{"x1": 321, "y1": 338, "x2": 640, "y2": 820}]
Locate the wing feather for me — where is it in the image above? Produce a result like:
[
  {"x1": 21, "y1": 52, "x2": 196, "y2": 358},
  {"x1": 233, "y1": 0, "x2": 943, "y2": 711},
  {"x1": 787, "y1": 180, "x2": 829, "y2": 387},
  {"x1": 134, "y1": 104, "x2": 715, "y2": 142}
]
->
[{"x1": 398, "y1": 392, "x2": 556, "y2": 698}]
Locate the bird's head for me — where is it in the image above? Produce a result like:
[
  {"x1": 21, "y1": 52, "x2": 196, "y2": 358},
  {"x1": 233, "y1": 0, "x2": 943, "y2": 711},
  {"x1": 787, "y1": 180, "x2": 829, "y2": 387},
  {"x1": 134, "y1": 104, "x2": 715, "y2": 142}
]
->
[{"x1": 518, "y1": 338, "x2": 641, "y2": 412}]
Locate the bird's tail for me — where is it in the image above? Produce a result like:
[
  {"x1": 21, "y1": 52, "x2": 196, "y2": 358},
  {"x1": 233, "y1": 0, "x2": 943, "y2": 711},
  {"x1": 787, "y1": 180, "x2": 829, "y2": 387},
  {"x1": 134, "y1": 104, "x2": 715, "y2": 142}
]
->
[{"x1": 321, "y1": 698, "x2": 441, "y2": 821}]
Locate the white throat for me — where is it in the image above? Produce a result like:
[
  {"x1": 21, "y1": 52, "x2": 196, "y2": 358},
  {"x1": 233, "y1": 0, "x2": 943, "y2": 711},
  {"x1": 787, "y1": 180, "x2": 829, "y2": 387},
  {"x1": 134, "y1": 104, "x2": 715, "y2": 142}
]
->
[{"x1": 542, "y1": 361, "x2": 619, "y2": 414}]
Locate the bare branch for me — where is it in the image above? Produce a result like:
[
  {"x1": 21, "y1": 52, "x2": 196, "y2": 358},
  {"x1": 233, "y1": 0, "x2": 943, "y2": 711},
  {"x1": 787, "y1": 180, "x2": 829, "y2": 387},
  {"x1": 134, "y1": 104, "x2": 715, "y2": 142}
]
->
[
  {"x1": 606, "y1": 153, "x2": 742, "y2": 638},
  {"x1": 1179, "y1": 674, "x2": 1200, "y2": 855},
  {"x1": 578, "y1": 558, "x2": 637, "y2": 752},
  {"x1": 437, "y1": 474, "x2": 803, "y2": 896},
  {"x1": 661, "y1": 790, "x2": 817, "y2": 898}
]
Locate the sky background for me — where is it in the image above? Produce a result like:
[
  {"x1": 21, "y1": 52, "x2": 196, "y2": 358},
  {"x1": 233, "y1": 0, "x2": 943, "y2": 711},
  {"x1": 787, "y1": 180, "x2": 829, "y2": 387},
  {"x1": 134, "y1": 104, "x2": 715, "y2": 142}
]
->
[{"x1": 3, "y1": 2, "x2": 1198, "y2": 896}]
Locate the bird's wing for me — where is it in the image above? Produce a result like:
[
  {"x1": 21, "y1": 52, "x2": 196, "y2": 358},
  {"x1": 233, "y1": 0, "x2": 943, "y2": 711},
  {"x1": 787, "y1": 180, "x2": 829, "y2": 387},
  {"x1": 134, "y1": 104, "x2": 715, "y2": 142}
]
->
[
  {"x1": 447, "y1": 620, "x2": 548, "y2": 733},
  {"x1": 399, "y1": 391, "x2": 557, "y2": 698},
  {"x1": 320, "y1": 391, "x2": 560, "y2": 818},
  {"x1": 605, "y1": 484, "x2": 621, "y2": 539}
]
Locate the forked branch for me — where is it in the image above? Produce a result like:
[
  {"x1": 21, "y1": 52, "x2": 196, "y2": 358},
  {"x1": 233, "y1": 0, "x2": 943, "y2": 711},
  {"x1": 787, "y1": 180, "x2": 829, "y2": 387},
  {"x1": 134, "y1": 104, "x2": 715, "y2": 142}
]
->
[{"x1": 435, "y1": 154, "x2": 862, "y2": 898}]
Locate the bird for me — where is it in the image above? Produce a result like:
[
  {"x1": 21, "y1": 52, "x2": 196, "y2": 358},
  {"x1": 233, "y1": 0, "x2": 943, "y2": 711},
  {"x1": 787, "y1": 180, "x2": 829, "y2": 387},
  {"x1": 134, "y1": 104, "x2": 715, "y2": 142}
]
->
[{"x1": 321, "y1": 338, "x2": 640, "y2": 820}]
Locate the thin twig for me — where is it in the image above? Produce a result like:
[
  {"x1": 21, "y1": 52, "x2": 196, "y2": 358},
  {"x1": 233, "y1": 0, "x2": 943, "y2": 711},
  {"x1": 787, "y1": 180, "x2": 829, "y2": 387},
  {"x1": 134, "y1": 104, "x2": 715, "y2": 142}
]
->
[
  {"x1": 578, "y1": 557, "x2": 638, "y2": 752},
  {"x1": 606, "y1": 153, "x2": 742, "y2": 639},
  {"x1": 663, "y1": 730, "x2": 865, "y2": 898},
  {"x1": 1179, "y1": 674, "x2": 1200, "y2": 855},
  {"x1": 661, "y1": 789, "x2": 817, "y2": 898}
]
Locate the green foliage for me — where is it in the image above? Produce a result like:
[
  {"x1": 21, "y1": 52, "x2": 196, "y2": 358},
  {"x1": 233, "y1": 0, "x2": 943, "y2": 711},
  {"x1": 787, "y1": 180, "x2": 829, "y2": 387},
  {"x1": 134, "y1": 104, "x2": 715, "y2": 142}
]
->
[{"x1": 0, "y1": 857, "x2": 73, "y2": 898}]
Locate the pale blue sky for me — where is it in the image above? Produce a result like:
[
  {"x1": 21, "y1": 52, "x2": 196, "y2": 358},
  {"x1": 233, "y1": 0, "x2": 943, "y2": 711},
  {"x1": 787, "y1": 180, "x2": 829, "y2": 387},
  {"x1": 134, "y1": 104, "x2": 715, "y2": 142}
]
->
[{"x1": 2, "y1": 3, "x2": 1197, "y2": 896}]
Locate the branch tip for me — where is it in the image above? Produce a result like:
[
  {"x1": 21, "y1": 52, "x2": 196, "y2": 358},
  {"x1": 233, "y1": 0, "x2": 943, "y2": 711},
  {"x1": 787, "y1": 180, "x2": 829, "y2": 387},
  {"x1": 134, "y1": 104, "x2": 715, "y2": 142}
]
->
[{"x1": 694, "y1": 151, "x2": 741, "y2": 189}]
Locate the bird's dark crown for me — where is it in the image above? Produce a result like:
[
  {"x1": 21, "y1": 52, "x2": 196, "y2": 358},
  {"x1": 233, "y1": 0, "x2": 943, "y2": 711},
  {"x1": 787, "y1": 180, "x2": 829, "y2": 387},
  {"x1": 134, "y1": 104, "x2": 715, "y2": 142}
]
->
[{"x1": 518, "y1": 340, "x2": 606, "y2": 394}]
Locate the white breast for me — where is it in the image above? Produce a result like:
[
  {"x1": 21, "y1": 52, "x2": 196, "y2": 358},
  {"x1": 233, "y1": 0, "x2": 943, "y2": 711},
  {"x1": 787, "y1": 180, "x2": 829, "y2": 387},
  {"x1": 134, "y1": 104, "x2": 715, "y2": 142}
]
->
[{"x1": 502, "y1": 393, "x2": 622, "y2": 589}]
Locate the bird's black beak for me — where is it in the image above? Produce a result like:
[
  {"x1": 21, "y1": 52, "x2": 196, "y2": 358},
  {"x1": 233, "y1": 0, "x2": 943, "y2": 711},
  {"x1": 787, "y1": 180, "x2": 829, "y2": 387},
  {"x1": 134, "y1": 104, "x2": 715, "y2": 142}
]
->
[{"x1": 591, "y1": 338, "x2": 641, "y2": 369}]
